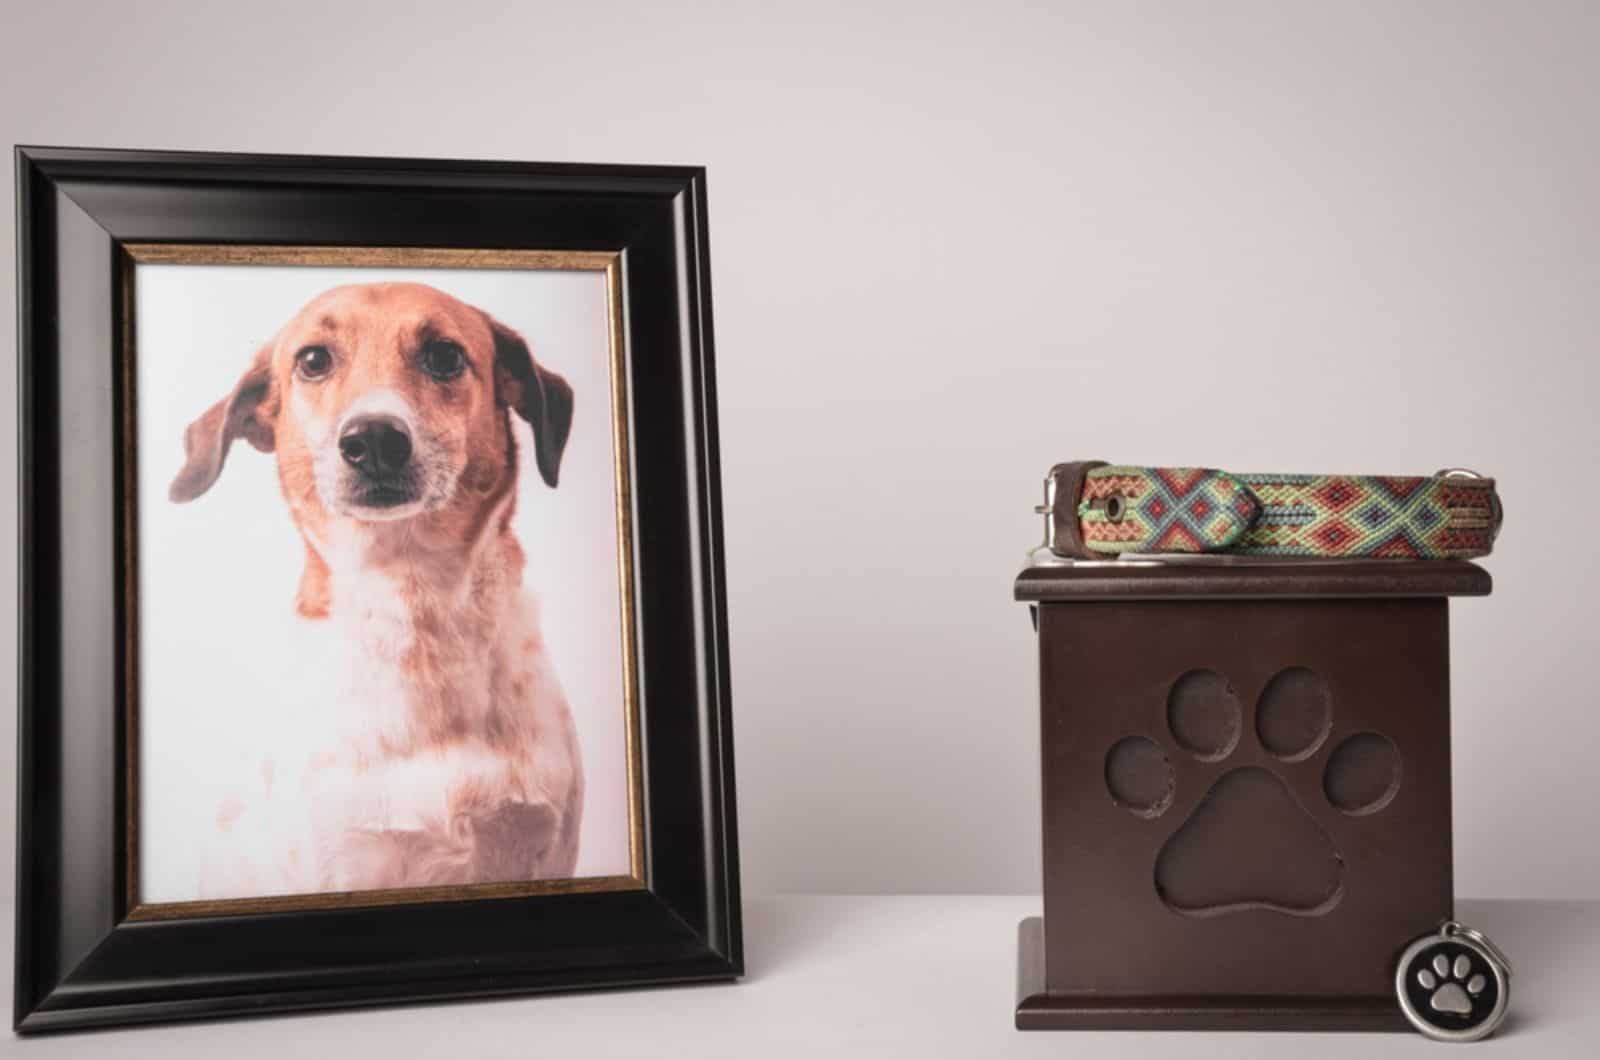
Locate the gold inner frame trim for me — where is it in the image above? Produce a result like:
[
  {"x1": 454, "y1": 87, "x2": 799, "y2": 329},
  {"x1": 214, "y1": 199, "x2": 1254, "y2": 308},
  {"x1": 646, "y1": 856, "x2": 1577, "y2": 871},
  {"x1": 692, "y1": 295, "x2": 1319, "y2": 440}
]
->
[
  {"x1": 121, "y1": 243, "x2": 646, "y2": 921},
  {"x1": 122, "y1": 244, "x2": 622, "y2": 271}
]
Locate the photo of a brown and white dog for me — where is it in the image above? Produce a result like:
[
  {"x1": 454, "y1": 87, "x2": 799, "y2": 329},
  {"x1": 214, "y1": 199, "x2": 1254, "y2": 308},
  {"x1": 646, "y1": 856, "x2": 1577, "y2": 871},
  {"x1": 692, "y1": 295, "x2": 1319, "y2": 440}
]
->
[{"x1": 135, "y1": 263, "x2": 635, "y2": 905}]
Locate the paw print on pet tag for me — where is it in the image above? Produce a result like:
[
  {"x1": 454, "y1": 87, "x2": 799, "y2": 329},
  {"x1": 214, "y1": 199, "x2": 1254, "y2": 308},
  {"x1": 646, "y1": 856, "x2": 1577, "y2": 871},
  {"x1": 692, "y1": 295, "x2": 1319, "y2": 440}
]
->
[{"x1": 1396, "y1": 921, "x2": 1512, "y2": 1042}]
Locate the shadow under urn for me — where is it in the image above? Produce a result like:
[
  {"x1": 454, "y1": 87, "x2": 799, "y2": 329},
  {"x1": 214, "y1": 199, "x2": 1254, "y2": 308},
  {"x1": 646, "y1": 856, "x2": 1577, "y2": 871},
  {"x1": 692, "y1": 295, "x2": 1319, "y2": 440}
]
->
[{"x1": 1014, "y1": 560, "x2": 1490, "y2": 1030}]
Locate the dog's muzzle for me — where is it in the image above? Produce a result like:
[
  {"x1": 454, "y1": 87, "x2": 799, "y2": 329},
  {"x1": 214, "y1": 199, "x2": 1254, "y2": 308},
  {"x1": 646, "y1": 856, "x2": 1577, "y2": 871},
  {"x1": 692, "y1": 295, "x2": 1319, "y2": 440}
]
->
[{"x1": 338, "y1": 414, "x2": 419, "y2": 508}]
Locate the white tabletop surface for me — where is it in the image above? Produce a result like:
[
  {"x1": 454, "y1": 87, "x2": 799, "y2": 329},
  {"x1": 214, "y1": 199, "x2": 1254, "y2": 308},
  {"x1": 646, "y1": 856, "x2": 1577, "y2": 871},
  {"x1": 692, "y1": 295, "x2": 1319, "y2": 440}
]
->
[{"x1": 4, "y1": 896, "x2": 1596, "y2": 1057}]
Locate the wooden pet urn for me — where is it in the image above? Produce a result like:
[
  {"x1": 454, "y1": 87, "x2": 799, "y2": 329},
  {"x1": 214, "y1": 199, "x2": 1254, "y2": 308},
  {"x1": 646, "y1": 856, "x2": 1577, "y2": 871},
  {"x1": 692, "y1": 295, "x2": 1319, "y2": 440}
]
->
[{"x1": 1014, "y1": 559, "x2": 1491, "y2": 1030}]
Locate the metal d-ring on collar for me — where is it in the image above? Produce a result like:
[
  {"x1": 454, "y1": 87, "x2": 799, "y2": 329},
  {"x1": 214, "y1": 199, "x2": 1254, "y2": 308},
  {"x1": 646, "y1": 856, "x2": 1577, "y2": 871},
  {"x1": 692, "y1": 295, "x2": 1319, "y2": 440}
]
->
[{"x1": 1033, "y1": 474, "x2": 1056, "y2": 554}]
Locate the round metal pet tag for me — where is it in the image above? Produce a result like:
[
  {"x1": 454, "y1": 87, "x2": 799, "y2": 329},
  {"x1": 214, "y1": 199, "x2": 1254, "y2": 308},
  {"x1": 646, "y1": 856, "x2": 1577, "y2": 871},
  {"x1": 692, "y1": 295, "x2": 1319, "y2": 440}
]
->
[{"x1": 1395, "y1": 921, "x2": 1512, "y2": 1042}]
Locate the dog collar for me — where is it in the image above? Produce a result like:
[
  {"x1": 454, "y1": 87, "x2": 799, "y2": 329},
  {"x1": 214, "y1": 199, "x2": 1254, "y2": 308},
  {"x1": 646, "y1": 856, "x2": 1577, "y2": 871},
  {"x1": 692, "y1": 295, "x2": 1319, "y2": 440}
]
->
[{"x1": 1039, "y1": 462, "x2": 1502, "y2": 561}]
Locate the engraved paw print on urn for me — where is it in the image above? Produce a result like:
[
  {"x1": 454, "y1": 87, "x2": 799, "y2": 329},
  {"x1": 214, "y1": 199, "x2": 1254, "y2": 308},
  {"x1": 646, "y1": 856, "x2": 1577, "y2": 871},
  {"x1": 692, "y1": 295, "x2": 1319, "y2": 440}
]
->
[{"x1": 1102, "y1": 665, "x2": 1403, "y2": 915}]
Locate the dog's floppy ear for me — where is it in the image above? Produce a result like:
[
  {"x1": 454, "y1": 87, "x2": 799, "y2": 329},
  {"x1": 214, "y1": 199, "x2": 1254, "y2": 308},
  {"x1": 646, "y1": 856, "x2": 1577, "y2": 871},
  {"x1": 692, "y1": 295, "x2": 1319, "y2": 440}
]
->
[
  {"x1": 169, "y1": 342, "x2": 277, "y2": 503},
  {"x1": 488, "y1": 316, "x2": 573, "y2": 489}
]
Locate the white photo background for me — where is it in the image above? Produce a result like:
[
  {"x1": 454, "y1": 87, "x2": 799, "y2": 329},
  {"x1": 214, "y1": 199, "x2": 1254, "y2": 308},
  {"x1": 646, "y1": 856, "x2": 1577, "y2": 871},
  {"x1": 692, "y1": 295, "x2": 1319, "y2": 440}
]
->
[{"x1": 135, "y1": 262, "x2": 634, "y2": 902}]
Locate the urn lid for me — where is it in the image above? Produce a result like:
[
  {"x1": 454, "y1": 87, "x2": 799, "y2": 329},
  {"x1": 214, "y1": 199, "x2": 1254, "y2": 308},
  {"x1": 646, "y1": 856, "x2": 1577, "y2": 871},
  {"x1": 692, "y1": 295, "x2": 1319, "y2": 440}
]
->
[{"x1": 1014, "y1": 558, "x2": 1491, "y2": 603}]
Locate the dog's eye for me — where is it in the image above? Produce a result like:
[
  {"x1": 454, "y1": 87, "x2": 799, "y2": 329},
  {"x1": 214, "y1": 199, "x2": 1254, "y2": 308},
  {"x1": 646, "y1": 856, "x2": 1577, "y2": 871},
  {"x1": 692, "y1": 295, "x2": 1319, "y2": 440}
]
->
[
  {"x1": 295, "y1": 345, "x2": 334, "y2": 381},
  {"x1": 420, "y1": 339, "x2": 466, "y2": 381}
]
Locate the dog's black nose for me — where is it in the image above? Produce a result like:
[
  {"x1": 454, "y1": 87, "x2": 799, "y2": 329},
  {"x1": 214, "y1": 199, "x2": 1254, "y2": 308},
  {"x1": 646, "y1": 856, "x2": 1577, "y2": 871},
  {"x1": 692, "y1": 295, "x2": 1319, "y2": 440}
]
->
[{"x1": 339, "y1": 415, "x2": 413, "y2": 475}]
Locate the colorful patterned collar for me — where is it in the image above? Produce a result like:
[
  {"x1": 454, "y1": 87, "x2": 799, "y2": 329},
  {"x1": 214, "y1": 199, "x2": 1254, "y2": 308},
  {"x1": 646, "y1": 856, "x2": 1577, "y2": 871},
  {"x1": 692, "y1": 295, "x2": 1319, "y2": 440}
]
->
[{"x1": 1041, "y1": 462, "x2": 1502, "y2": 560}]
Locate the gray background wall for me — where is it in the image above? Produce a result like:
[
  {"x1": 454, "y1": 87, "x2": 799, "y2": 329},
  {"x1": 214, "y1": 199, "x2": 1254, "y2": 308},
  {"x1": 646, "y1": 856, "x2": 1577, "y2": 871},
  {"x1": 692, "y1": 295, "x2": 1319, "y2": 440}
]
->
[{"x1": 1, "y1": 0, "x2": 1596, "y2": 901}]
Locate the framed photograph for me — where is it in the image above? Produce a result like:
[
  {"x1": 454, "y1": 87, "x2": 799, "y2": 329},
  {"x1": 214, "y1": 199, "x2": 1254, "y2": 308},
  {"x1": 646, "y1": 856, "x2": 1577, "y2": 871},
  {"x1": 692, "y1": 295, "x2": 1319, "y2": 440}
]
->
[{"x1": 14, "y1": 147, "x2": 741, "y2": 1031}]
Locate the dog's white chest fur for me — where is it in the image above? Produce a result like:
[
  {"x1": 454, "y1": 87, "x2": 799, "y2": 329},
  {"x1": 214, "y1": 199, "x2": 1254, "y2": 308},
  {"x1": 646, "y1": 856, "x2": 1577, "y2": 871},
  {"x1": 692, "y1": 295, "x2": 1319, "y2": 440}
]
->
[
  {"x1": 199, "y1": 560, "x2": 583, "y2": 900},
  {"x1": 329, "y1": 561, "x2": 497, "y2": 753}
]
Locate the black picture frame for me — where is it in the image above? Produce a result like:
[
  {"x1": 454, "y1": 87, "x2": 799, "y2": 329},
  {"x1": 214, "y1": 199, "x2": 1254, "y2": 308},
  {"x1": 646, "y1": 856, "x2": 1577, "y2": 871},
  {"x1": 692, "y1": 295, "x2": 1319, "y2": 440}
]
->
[{"x1": 13, "y1": 146, "x2": 741, "y2": 1032}]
